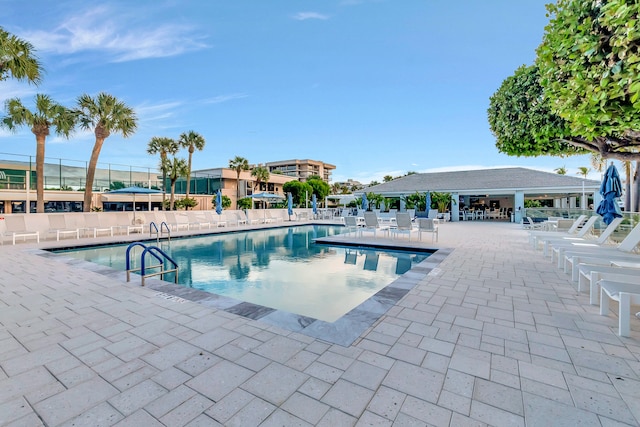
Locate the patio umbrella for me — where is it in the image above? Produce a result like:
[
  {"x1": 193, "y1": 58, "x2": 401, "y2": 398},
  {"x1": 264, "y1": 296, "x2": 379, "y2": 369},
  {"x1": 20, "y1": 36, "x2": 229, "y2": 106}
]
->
[
  {"x1": 596, "y1": 163, "x2": 623, "y2": 225},
  {"x1": 107, "y1": 186, "x2": 162, "y2": 221},
  {"x1": 361, "y1": 193, "x2": 369, "y2": 211},
  {"x1": 215, "y1": 189, "x2": 222, "y2": 215},
  {"x1": 252, "y1": 192, "x2": 285, "y2": 221},
  {"x1": 287, "y1": 192, "x2": 293, "y2": 220},
  {"x1": 312, "y1": 194, "x2": 317, "y2": 215},
  {"x1": 425, "y1": 191, "x2": 432, "y2": 212}
]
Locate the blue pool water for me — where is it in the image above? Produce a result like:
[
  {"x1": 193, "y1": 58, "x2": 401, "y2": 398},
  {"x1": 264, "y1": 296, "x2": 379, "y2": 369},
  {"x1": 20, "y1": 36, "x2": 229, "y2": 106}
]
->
[{"x1": 55, "y1": 225, "x2": 430, "y2": 322}]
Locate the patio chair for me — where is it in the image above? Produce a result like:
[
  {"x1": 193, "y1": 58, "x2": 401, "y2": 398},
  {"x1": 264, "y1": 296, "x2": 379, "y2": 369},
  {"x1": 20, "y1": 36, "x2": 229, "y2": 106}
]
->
[
  {"x1": 47, "y1": 214, "x2": 80, "y2": 241},
  {"x1": 598, "y1": 279, "x2": 640, "y2": 337},
  {"x1": 417, "y1": 218, "x2": 438, "y2": 242},
  {"x1": 529, "y1": 214, "x2": 589, "y2": 247},
  {"x1": 550, "y1": 217, "x2": 624, "y2": 265},
  {"x1": 391, "y1": 212, "x2": 415, "y2": 241},
  {"x1": 577, "y1": 265, "x2": 640, "y2": 305},
  {"x1": 344, "y1": 215, "x2": 359, "y2": 236},
  {"x1": 535, "y1": 215, "x2": 599, "y2": 256},
  {"x1": 523, "y1": 217, "x2": 544, "y2": 230},
  {"x1": 82, "y1": 213, "x2": 114, "y2": 238},
  {"x1": 203, "y1": 211, "x2": 227, "y2": 227},
  {"x1": 1, "y1": 215, "x2": 39, "y2": 245},
  {"x1": 359, "y1": 212, "x2": 389, "y2": 238}
]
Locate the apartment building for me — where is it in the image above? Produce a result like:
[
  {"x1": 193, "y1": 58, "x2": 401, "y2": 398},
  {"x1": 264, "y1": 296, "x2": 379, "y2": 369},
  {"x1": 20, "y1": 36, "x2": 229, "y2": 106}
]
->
[{"x1": 264, "y1": 159, "x2": 335, "y2": 183}]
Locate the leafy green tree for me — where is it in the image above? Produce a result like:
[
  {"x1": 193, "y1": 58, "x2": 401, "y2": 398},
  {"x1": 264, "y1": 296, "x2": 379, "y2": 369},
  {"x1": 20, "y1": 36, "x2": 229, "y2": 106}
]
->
[
  {"x1": 537, "y1": 0, "x2": 640, "y2": 159},
  {"x1": 77, "y1": 93, "x2": 137, "y2": 211},
  {"x1": 0, "y1": 27, "x2": 43, "y2": 84},
  {"x1": 251, "y1": 166, "x2": 270, "y2": 191},
  {"x1": 237, "y1": 197, "x2": 252, "y2": 210},
  {"x1": 213, "y1": 194, "x2": 232, "y2": 210},
  {"x1": 383, "y1": 175, "x2": 393, "y2": 182},
  {"x1": 431, "y1": 192, "x2": 452, "y2": 213},
  {"x1": 488, "y1": 65, "x2": 582, "y2": 157},
  {"x1": 576, "y1": 167, "x2": 590, "y2": 179},
  {"x1": 109, "y1": 181, "x2": 126, "y2": 190},
  {"x1": 167, "y1": 157, "x2": 188, "y2": 210},
  {"x1": 307, "y1": 177, "x2": 330, "y2": 204},
  {"x1": 147, "y1": 136, "x2": 179, "y2": 210},
  {"x1": 369, "y1": 180, "x2": 380, "y2": 186},
  {"x1": 229, "y1": 156, "x2": 249, "y2": 208},
  {"x1": 283, "y1": 180, "x2": 312, "y2": 206},
  {"x1": 554, "y1": 166, "x2": 567, "y2": 175},
  {"x1": 1, "y1": 94, "x2": 76, "y2": 212},
  {"x1": 366, "y1": 192, "x2": 384, "y2": 210},
  {"x1": 178, "y1": 197, "x2": 197, "y2": 210},
  {"x1": 178, "y1": 130, "x2": 205, "y2": 200}
]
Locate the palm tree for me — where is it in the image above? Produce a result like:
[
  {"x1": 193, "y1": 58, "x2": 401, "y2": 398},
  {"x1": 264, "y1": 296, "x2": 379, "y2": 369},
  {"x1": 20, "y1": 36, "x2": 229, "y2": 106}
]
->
[
  {"x1": 229, "y1": 156, "x2": 249, "y2": 208},
  {"x1": 76, "y1": 92, "x2": 137, "y2": 211},
  {"x1": 383, "y1": 175, "x2": 394, "y2": 182},
  {"x1": 1, "y1": 94, "x2": 75, "y2": 212},
  {"x1": 167, "y1": 157, "x2": 188, "y2": 210},
  {"x1": 0, "y1": 27, "x2": 43, "y2": 84},
  {"x1": 554, "y1": 166, "x2": 567, "y2": 175},
  {"x1": 590, "y1": 153, "x2": 607, "y2": 179},
  {"x1": 178, "y1": 130, "x2": 205, "y2": 199},
  {"x1": 147, "y1": 136, "x2": 179, "y2": 209},
  {"x1": 251, "y1": 166, "x2": 269, "y2": 192},
  {"x1": 576, "y1": 166, "x2": 590, "y2": 179}
]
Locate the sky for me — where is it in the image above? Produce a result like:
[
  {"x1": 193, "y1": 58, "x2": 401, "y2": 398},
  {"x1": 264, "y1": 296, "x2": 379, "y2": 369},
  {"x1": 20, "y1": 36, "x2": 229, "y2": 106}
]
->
[{"x1": 0, "y1": 0, "x2": 605, "y2": 184}]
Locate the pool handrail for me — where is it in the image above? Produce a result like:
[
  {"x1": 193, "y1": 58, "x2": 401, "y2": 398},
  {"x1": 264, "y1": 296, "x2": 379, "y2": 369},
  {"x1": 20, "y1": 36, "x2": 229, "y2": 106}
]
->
[
  {"x1": 125, "y1": 242, "x2": 178, "y2": 285},
  {"x1": 140, "y1": 245, "x2": 178, "y2": 286},
  {"x1": 149, "y1": 221, "x2": 171, "y2": 243}
]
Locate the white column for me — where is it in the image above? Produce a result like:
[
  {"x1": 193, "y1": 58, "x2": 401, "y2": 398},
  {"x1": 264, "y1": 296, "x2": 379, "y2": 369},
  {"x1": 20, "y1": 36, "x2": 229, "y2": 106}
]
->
[
  {"x1": 451, "y1": 193, "x2": 460, "y2": 222},
  {"x1": 514, "y1": 190, "x2": 524, "y2": 223}
]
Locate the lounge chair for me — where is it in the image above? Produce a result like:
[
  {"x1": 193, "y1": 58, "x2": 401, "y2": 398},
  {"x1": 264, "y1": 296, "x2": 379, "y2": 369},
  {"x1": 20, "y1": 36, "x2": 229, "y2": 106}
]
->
[
  {"x1": 82, "y1": 213, "x2": 114, "y2": 238},
  {"x1": 562, "y1": 222, "x2": 640, "y2": 281},
  {"x1": 523, "y1": 217, "x2": 545, "y2": 230},
  {"x1": 391, "y1": 212, "x2": 415, "y2": 240},
  {"x1": 359, "y1": 212, "x2": 389, "y2": 238},
  {"x1": 47, "y1": 214, "x2": 80, "y2": 241},
  {"x1": 203, "y1": 211, "x2": 227, "y2": 228},
  {"x1": 535, "y1": 215, "x2": 599, "y2": 256},
  {"x1": 578, "y1": 265, "x2": 640, "y2": 304},
  {"x1": 164, "y1": 212, "x2": 191, "y2": 232},
  {"x1": 529, "y1": 214, "x2": 587, "y2": 246},
  {"x1": 417, "y1": 218, "x2": 438, "y2": 242},
  {"x1": 598, "y1": 279, "x2": 640, "y2": 337},
  {"x1": 344, "y1": 215, "x2": 358, "y2": 236},
  {"x1": 550, "y1": 217, "x2": 623, "y2": 266},
  {"x1": 1, "y1": 215, "x2": 39, "y2": 245}
]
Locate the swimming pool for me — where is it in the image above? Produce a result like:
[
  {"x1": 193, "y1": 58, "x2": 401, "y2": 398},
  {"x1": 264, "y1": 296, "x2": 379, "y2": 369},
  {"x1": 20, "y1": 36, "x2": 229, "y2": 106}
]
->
[{"x1": 55, "y1": 225, "x2": 430, "y2": 322}]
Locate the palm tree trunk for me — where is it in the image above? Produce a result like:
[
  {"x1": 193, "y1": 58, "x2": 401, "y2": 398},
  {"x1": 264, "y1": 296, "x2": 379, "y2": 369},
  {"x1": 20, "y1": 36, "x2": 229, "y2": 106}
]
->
[
  {"x1": 83, "y1": 137, "x2": 105, "y2": 212},
  {"x1": 161, "y1": 170, "x2": 167, "y2": 210},
  {"x1": 634, "y1": 161, "x2": 640, "y2": 212},
  {"x1": 186, "y1": 152, "x2": 192, "y2": 200},
  {"x1": 625, "y1": 161, "x2": 632, "y2": 212},
  {"x1": 236, "y1": 171, "x2": 241, "y2": 209},
  {"x1": 170, "y1": 181, "x2": 176, "y2": 210},
  {"x1": 35, "y1": 133, "x2": 46, "y2": 213}
]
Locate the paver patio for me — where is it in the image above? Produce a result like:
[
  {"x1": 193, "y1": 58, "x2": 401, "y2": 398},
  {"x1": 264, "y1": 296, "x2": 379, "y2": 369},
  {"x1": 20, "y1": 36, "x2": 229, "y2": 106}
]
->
[{"x1": 0, "y1": 220, "x2": 638, "y2": 426}]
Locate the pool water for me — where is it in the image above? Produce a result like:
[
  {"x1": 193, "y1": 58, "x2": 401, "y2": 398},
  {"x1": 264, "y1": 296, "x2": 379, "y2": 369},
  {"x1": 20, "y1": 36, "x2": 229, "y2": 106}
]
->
[{"x1": 55, "y1": 225, "x2": 430, "y2": 322}]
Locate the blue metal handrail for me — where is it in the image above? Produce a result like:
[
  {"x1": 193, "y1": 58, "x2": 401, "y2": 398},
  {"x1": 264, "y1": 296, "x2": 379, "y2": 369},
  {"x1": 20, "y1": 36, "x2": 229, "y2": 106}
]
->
[
  {"x1": 125, "y1": 242, "x2": 178, "y2": 286},
  {"x1": 149, "y1": 221, "x2": 171, "y2": 243}
]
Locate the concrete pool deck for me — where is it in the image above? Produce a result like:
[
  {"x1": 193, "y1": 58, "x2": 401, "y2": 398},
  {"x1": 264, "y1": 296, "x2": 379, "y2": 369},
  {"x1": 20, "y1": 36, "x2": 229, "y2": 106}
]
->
[{"x1": 0, "y1": 220, "x2": 638, "y2": 426}]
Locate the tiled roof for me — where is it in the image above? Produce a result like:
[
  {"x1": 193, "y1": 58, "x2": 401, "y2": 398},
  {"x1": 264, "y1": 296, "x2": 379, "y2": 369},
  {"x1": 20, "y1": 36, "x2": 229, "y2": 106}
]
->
[{"x1": 362, "y1": 167, "x2": 601, "y2": 194}]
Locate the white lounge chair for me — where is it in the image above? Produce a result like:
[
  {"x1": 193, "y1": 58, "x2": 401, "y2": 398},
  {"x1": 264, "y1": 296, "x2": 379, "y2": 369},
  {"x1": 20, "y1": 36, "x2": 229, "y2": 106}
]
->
[
  {"x1": 47, "y1": 214, "x2": 80, "y2": 241},
  {"x1": 417, "y1": 218, "x2": 438, "y2": 242},
  {"x1": 598, "y1": 279, "x2": 640, "y2": 337},
  {"x1": 344, "y1": 215, "x2": 358, "y2": 236},
  {"x1": 562, "y1": 222, "x2": 640, "y2": 281},
  {"x1": 578, "y1": 266, "x2": 640, "y2": 305},
  {"x1": 535, "y1": 216, "x2": 599, "y2": 256},
  {"x1": 551, "y1": 217, "x2": 624, "y2": 266},
  {"x1": 359, "y1": 212, "x2": 389, "y2": 238},
  {"x1": 391, "y1": 212, "x2": 415, "y2": 240},
  {"x1": 1, "y1": 215, "x2": 39, "y2": 245},
  {"x1": 82, "y1": 213, "x2": 114, "y2": 238},
  {"x1": 528, "y1": 215, "x2": 587, "y2": 246}
]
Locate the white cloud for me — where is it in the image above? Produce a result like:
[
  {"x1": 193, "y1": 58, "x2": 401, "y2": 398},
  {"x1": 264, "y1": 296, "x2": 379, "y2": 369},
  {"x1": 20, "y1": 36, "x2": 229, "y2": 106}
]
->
[
  {"x1": 0, "y1": 80, "x2": 38, "y2": 105},
  {"x1": 292, "y1": 12, "x2": 330, "y2": 21},
  {"x1": 204, "y1": 93, "x2": 248, "y2": 104},
  {"x1": 22, "y1": 6, "x2": 208, "y2": 62}
]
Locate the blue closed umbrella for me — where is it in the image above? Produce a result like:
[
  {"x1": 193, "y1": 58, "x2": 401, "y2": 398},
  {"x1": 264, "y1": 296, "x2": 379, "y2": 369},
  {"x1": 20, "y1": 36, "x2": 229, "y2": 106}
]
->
[
  {"x1": 425, "y1": 191, "x2": 432, "y2": 212},
  {"x1": 312, "y1": 194, "x2": 317, "y2": 215},
  {"x1": 287, "y1": 192, "x2": 293, "y2": 219},
  {"x1": 596, "y1": 164, "x2": 623, "y2": 225},
  {"x1": 361, "y1": 193, "x2": 369, "y2": 211},
  {"x1": 215, "y1": 189, "x2": 223, "y2": 215}
]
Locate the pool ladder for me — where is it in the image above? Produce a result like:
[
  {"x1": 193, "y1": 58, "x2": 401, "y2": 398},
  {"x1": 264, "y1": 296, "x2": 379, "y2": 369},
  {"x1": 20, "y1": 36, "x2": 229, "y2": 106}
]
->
[
  {"x1": 150, "y1": 221, "x2": 171, "y2": 243},
  {"x1": 126, "y1": 242, "x2": 178, "y2": 286}
]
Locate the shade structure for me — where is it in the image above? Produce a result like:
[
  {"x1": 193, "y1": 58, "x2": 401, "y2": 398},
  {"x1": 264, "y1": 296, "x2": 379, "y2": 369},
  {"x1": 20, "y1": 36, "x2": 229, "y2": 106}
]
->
[
  {"x1": 596, "y1": 164, "x2": 623, "y2": 225},
  {"x1": 425, "y1": 191, "x2": 432, "y2": 212},
  {"x1": 215, "y1": 189, "x2": 222, "y2": 215},
  {"x1": 107, "y1": 186, "x2": 162, "y2": 220},
  {"x1": 287, "y1": 192, "x2": 293, "y2": 219},
  {"x1": 361, "y1": 193, "x2": 369, "y2": 211},
  {"x1": 252, "y1": 192, "x2": 285, "y2": 221},
  {"x1": 312, "y1": 194, "x2": 317, "y2": 215}
]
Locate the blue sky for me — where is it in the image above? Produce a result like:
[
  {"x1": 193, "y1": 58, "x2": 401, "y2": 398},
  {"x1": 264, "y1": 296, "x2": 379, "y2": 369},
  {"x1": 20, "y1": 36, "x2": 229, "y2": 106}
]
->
[{"x1": 0, "y1": 0, "x2": 602, "y2": 183}]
